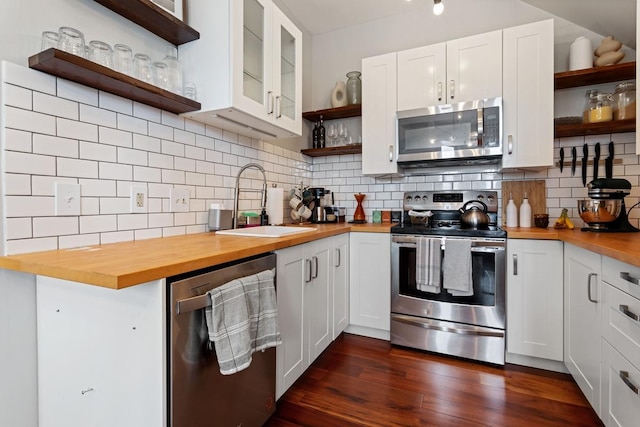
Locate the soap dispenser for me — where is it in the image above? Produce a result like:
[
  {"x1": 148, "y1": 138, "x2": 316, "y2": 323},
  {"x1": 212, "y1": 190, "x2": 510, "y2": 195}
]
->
[
  {"x1": 506, "y1": 193, "x2": 518, "y2": 227},
  {"x1": 519, "y1": 192, "x2": 532, "y2": 228}
]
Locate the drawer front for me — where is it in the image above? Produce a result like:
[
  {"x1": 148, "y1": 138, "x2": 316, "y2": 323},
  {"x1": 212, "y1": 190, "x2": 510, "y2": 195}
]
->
[
  {"x1": 602, "y1": 256, "x2": 640, "y2": 300},
  {"x1": 602, "y1": 340, "x2": 640, "y2": 427},
  {"x1": 602, "y1": 282, "x2": 640, "y2": 370}
]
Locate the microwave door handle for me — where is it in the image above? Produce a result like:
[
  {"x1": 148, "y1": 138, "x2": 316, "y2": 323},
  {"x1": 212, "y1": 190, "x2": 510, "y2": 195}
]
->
[
  {"x1": 477, "y1": 107, "x2": 484, "y2": 148},
  {"x1": 437, "y1": 82, "x2": 443, "y2": 101},
  {"x1": 450, "y1": 80, "x2": 455, "y2": 100}
]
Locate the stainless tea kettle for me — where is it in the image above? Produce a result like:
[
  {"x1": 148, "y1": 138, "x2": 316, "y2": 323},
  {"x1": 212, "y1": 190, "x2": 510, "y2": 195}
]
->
[{"x1": 459, "y1": 200, "x2": 490, "y2": 229}]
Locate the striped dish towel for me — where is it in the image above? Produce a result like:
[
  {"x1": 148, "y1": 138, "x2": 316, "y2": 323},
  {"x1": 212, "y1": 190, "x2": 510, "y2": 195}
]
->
[
  {"x1": 416, "y1": 237, "x2": 441, "y2": 293},
  {"x1": 205, "y1": 268, "x2": 281, "y2": 375}
]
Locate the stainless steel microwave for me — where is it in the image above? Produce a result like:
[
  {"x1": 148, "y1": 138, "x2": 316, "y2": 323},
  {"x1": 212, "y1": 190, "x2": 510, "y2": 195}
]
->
[{"x1": 396, "y1": 97, "x2": 502, "y2": 167}]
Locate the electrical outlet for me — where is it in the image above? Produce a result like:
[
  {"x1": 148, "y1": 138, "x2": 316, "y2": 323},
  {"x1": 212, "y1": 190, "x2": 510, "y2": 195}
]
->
[
  {"x1": 55, "y1": 183, "x2": 81, "y2": 216},
  {"x1": 170, "y1": 188, "x2": 190, "y2": 212},
  {"x1": 130, "y1": 186, "x2": 148, "y2": 213}
]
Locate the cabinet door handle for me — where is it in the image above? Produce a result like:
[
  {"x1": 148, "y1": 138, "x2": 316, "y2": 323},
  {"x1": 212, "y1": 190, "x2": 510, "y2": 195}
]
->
[
  {"x1": 620, "y1": 371, "x2": 639, "y2": 395},
  {"x1": 305, "y1": 259, "x2": 312, "y2": 283},
  {"x1": 267, "y1": 91, "x2": 274, "y2": 115},
  {"x1": 621, "y1": 272, "x2": 640, "y2": 286},
  {"x1": 335, "y1": 248, "x2": 341, "y2": 268},
  {"x1": 450, "y1": 80, "x2": 455, "y2": 100},
  {"x1": 389, "y1": 144, "x2": 394, "y2": 162},
  {"x1": 508, "y1": 134, "x2": 514, "y2": 155},
  {"x1": 587, "y1": 273, "x2": 598, "y2": 303},
  {"x1": 312, "y1": 256, "x2": 318, "y2": 279},
  {"x1": 620, "y1": 304, "x2": 639, "y2": 322},
  {"x1": 275, "y1": 96, "x2": 282, "y2": 118},
  {"x1": 512, "y1": 254, "x2": 518, "y2": 276},
  {"x1": 437, "y1": 82, "x2": 443, "y2": 101}
]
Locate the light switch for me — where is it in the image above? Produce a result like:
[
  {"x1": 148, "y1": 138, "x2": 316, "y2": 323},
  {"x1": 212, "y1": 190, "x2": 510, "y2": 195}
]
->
[
  {"x1": 55, "y1": 183, "x2": 81, "y2": 216},
  {"x1": 170, "y1": 188, "x2": 190, "y2": 212}
]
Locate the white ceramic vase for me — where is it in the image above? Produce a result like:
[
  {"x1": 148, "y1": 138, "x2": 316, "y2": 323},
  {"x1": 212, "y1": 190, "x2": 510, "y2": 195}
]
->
[{"x1": 331, "y1": 81, "x2": 348, "y2": 108}]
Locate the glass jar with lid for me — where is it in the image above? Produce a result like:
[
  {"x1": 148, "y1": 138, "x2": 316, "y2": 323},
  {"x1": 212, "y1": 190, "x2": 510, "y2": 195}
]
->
[
  {"x1": 588, "y1": 93, "x2": 613, "y2": 123},
  {"x1": 612, "y1": 81, "x2": 636, "y2": 120},
  {"x1": 582, "y1": 89, "x2": 598, "y2": 123},
  {"x1": 346, "y1": 71, "x2": 362, "y2": 105}
]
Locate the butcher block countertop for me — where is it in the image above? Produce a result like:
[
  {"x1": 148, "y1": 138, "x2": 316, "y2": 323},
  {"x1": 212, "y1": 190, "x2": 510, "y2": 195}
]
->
[
  {"x1": 0, "y1": 223, "x2": 392, "y2": 290},
  {"x1": 505, "y1": 226, "x2": 640, "y2": 268}
]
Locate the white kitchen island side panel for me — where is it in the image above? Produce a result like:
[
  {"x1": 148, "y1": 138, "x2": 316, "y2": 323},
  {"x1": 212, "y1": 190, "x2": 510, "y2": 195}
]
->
[{"x1": 36, "y1": 277, "x2": 166, "y2": 427}]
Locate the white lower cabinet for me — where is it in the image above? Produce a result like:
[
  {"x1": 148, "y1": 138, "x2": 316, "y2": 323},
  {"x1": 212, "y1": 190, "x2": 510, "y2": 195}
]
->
[
  {"x1": 506, "y1": 239, "x2": 563, "y2": 362},
  {"x1": 564, "y1": 243, "x2": 602, "y2": 416},
  {"x1": 36, "y1": 277, "x2": 165, "y2": 427},
  {"x1": 275, "y1": 235, "x2": 348, "y2": 399},
  {"x1": 346, "y1": 232, "x2": 391, "y2": 340},
  {"x1": 332, "y1": 233, "x2": 350, "y2": 339}
]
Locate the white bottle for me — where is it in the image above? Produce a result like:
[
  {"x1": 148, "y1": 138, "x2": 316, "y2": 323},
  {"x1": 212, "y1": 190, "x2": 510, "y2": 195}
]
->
[
  {"x1": 506, "y1": 193, "x2": 518, "y2": 227},
  {"x1": 519, "y1": 192, "x2": 532, "y2": 228}
]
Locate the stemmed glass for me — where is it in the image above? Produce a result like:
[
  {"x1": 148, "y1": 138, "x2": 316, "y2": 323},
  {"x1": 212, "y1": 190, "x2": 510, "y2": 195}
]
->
[
  {"x1": 337, "y1": 123, "x2": 348, "y2": 146},
  {"x1": 326, "y1": 124, "x2": 338, "y2": 147}
]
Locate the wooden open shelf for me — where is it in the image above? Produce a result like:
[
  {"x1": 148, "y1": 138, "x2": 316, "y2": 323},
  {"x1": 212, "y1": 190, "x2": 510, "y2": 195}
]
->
[
  {"x1": 29, "y1": 48, "x2": 201, "y2": 114},
  {"x1": 554, "y1": 62, "x2": 635, "y2": 90},
  {"x1": 301, "y1": 145, "x2": 362, "y2": 157},
  {"x1": 302, "y1": 104, "x2": 361, "y2": 122},
  {"x1": 93, "y1": 0, "x2": 199, "y2": 45},
  {"x1": 555, "y1": 119, "x2": 635, "y2": 138}
]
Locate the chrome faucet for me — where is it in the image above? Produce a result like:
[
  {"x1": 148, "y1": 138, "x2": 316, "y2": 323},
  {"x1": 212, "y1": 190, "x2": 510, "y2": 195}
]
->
[{"x1": 233, "y1": 163, "x2": 267, "y2": 229}]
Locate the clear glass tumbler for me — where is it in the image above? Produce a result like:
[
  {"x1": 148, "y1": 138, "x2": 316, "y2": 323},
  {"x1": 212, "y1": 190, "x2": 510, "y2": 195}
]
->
[
  {"x1": 133, "y1": 53, "x2": 153, "y2": 83},
  {"x1": 57, "y1": 26, "x2": 85, "y2": 58},
  {"x1": 183, "y1": 82, "x2": 197, "y2": 100},
  {"x1": 113, "y1": 44, "x2": 133, "y2": 76},
  {"x1": 162, "y1": 46, "x2": 183, "y2": 95},
  {"x1": 152, "y1": 61, "x2": 169, "y2": 90},
  {"x1": 88, "y1": 40, "x2": 113, "y2": 69},
  {"x1": 41, "y1": 31, "x2": 59, "y2": 51}
]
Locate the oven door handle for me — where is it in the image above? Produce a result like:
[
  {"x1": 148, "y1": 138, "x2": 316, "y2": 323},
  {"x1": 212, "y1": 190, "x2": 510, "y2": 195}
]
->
[
  {"x1": 392, "y1": 314, "x2": 504, "y2": 338},
  {"x1": 392, "y1": 241, "x2": 504, "y2": 253}
]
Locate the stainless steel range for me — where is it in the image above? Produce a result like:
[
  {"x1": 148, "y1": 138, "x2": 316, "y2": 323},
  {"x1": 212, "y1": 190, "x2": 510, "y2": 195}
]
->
[{"x1": 390, "y1": 190, "x2": 507, "y2": 365}]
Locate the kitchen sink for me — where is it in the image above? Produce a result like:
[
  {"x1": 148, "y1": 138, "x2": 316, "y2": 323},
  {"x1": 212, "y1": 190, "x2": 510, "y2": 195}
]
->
[{"x1": 215, "y1": 226, "x2": 317, "y2": 238}]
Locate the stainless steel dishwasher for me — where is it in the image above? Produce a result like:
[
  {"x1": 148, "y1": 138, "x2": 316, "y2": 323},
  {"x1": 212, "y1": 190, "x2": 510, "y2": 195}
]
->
[{"x1": 167, "y1": 253, "x2": 277, "y2": 427}]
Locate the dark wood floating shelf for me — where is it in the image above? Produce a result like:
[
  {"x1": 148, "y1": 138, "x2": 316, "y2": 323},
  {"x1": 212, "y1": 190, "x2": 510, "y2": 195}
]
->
[
  {"x1": 554, "y1": 119, "x2": 635, "y2": 138},
  {"x1": 554, "y1": 62, "x2": 635, "y2": 90},
  {"x1": 301, "y1": 145, "x2": 362, "y2": 157},
  {"x1": 29, "y1": 49, "x2": 201, "y2": 115},
  {"x1": 93, "y1": 0, "x2": 199, "y2": 45},
  {"x1": 302, "y1": 104, "x2": 361, "y2": 122}
]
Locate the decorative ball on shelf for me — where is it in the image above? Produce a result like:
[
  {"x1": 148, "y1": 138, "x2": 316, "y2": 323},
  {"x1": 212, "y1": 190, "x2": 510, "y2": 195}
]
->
[{"x1": 593, "y1": 36, "x2": 625, "y2": 67}]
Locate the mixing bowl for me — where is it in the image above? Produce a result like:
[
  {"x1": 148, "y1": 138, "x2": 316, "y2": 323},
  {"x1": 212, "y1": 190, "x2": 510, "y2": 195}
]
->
[{"x1": 577, "y1": 199, "x2": 621, "y2": 225}]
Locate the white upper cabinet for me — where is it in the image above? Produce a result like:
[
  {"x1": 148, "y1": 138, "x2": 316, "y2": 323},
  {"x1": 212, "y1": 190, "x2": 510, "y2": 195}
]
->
[
  {"x1": 502, "y1": 19, "x2": 554, "y2": 169},
  {"x1": 362, "y1": 52, "x2": 399, "y2": 176},
  {"x1": 397, "y1": 30, "x2": 502, "y2": 112},
  {"x1": 179, "y1": 0, "x2": 302, "y2": 139}
]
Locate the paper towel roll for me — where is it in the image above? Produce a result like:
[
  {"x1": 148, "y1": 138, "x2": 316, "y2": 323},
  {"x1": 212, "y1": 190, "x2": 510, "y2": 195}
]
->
[{"x1": 266, "y1": 187, "x2": 284, "y2": 225}]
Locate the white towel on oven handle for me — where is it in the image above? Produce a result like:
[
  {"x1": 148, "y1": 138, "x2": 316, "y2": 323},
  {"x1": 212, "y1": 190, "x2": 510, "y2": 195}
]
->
[
  {"x1": 416, "y1": 237, "x2": 441, "y2": 293},
  {"x1": 443, "y1": 238, "x2": 474, "y2": 296}
]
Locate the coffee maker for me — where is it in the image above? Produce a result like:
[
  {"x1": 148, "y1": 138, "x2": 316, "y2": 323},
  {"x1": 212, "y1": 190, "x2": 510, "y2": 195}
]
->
[
  {"x1": 578, "y1": 178, "x2": 639, "y2": 232},
  {"x1": 309, "y1": 187, "x2": 327, "y2": 223}
]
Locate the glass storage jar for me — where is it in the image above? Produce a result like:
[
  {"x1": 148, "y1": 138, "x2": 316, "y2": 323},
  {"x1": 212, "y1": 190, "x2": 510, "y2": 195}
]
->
[
  {"x1": 346, "y1": 71, "x2": 361, "y2": 105},
  {"x1": 588, "y1": 93, "x2": 613, "y2": 123},
  {"x1": 582, "y1": 89, "x2": 599, "y2": 123},
  {"x1": 612, "y1": 81, "x2": 636, "y2": 120}
]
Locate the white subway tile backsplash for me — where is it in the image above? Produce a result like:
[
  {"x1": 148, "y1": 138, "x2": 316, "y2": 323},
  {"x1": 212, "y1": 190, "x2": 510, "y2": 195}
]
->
[
  {"x1": 32, "y1": 176, "x2": 77, "y2": 196},
  {"x1": 79, "y1": 104, "x2": 117, "y2": 127},
  {"x1": 33, "y1": 92, "x2": 78, "y2": 120},
  {"x1": 149, "y1": 122, "x2": 173, "y2": 140},
  {"x1": 162, "y1": 140, "x2": 185, "y2": 157},
  {"x1": 3, "y1": 62, "x2": 54, "y2": 94},
  {"x1": 99, "y1": 198, "x2": 130, "y2": 215},
  {"x1": 185, "y1": 119, "x2": 206, "y2": 135},
  {"x1": 5, "y1": 196, "x2": 55, "y2": 217},
  {"x1": 58, "y1": 118, "x2": 98, "y2": 142},
  {"x1": 5, "y1": 151, "x2": 56, "y2": 175},
  {"x1": 175, "y1": 157, "x2": 196, "y2": 172},
  {"x1": 196, "y1": 134, "x2": 216, "y2": 150},
  {"x1": 81, "y1": 198, "x2": 100, "y2": 215},
  {"x1": 101, "y1": 230, "x2": 134, "y2": 244},
  {"x1": 99, "y1": 126, "x2": 132, "y2": 148},
  {"x1": 162, "y1": 169, "x2": 185, "y2": 184},
  {"x1": 5, "y1": 106, "x2": 56, "y2": 135},
  {"x1": 79, "y1": 179, "x2": 116, "y2": 197},
  {"x1": 5, "y1": 173, "x2": 31, "y2": 195},
  {"x1": 99, "y1": 92, "x2": 133, "y2": 115},
  {"x1": 4, "y1": 84, "x2": 32, "y2": 110},
  {"x1": 134, "y1": 166, "x2": 161, "y2": 183},
  {"x1": 175, "y1": 129, "x2": 196, "y2": 146},
  {"x1": 149, "y1": 213, "x2": 174, "y2": 228},
  {"x1": 57, "y1": 79, "x2": 98, "y2": 106},
  {"x1": 99, "y1": 162, "x2": 133, "y2": 181},
  {"x1": 117, "y1": 114, "x2": 148, "y2": 135},
  {"x1": 185, "y1": 145, "x2": 205, "y2": 161},
  {"x1": 59, "y1": 233, "x2": 100, "y2": 249},
  {"x1": 133, "y1": 134, "x2": 162, "y2": 153},
  {"x1": 149, "y1": 152, "x2": 174, "y2": 169},
  {"x1": 33, "y1": 134, "x2": 79, "y2": 158},
  {"x1": 80, "y1": 141, "x2": 117, "y2": 162},
  {"x1": 161, "y1": 111, "x2": 184, "y2": 130},
  {"x1": 174, "y1": 212, "x2": 196, "y2": 226},
  {"x1": 117, "y1": 147, "x2": 148, "y2": 166},
  {"x1": 134, "y1": 228, "x2": 163, "y2": 240},
  {"x1": 6, "y1": 218, "x2": 32, "y2": 239},
  {"x1": 57, "y1": 158, "x2": 98, "y2": 179},
  {"x1": 4, "y1": 128, "x2": 32, "y2": 152},
  {"x1": 133, "y1": 102, "x2": 161, "y2": 123},
  {"x1": 117, "y1": 214, "x2": 148, "y2": 230},
  {"x1": 33, "y1": 217, "x2": 78, "y2": 237},
  {"x1": 6, "y1": 237, "x2": 58, "y2": 255}
]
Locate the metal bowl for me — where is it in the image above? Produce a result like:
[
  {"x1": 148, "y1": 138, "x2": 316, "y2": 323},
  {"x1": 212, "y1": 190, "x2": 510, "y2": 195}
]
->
[{"x1": 577, "y1": 199, "x2": 621, "y2": 225}]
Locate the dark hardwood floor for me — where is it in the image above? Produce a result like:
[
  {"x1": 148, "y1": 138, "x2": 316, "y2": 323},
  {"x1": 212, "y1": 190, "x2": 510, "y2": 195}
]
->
[{"x1": 265, "y1": 333, "x2": 603, "y2": 427}]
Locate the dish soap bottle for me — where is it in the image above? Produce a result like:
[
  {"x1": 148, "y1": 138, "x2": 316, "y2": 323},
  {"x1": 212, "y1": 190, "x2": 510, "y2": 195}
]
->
[
  {"x1": 506, "y1": 193, "x2": 518, "y2": 227},
  {"x1": 519, "y1": 192, "x2": 532, "y2": 228}
]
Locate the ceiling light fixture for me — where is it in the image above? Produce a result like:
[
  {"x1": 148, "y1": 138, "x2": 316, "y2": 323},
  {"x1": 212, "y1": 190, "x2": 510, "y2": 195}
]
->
[{"x1": 433, "y1": 0, "x2": 444, "y2": 15}]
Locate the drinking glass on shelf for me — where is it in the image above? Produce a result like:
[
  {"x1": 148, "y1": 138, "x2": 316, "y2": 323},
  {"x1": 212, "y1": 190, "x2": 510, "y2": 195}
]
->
[
  {"x1": 57, "y1": 26, "x2": 85, "y2": 57},
  {"x1": 337, "y1": 123, "x2": 347, "y2": 146},
  {"x1": 133, "y1": 53, "x2": 153, "y2": 83},
  {"x1": 183, "y1": 82, "x2": 197, "y2": 100},
  {"x1": 326, "y1": 123, "x2": 338, "y2": 147},
  {"x1": 153, "y1": 61, "x2": 169, "y2": 90},
  {"x1": 41, "y1": 31, "x2": 59, "y2": 51},
  {"x1": 88, "y1": 40, "x2": 113, "y2": 69},
  {"x1": 113, "y1": 44, "x2": 133, "y2": 76}
]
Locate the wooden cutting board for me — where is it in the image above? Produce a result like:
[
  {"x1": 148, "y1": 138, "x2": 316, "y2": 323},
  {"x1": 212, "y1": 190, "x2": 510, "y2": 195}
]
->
[{"x1": 501, "y1": 180, "x2": 546, "y2": 226}]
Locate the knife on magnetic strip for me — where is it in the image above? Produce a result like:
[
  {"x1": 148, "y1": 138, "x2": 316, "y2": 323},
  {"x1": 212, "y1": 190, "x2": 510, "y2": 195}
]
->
[
  {"x1": 593, "y1": 142, "x2": 600, "y2": 180},
  {"x1": 571, "y1": 146, "x2": 577, "y2": 176},
  {"x1": 605, "y1": 141, "x2": 614, "y2": 179},
  {"x1": 582, "y1": 143, "x2": 588, "y2": 187}
]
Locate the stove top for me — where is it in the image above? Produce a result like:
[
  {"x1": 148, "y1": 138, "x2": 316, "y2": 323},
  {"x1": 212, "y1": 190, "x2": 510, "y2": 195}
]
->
[{"x1": 391, "y1": 190, "x2": 507, "y2": 239}]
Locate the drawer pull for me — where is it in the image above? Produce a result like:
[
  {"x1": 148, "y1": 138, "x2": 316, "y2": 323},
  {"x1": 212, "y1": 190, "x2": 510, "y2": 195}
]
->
[
  {"x1": 620, "y1": 304, "x2": 640, "y2": 322},
  {"x1": 620, "y1": 371, "x2": 639, "y2": 395},
  {"x1": 621, "y1": 272, "x2": 640, "y2": 286},
  {"x1": 587, "y1": 273, "x2": 598, "y2": 303}
]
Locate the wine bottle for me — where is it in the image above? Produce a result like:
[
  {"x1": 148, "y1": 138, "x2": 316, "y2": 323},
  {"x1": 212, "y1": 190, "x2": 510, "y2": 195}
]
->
[
  {"x1": 319, "y1": 116, "x2": 326, "y2": 148},
  {"x1": 312, "y1": 121, "x2": 319, "y2": 148}
]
